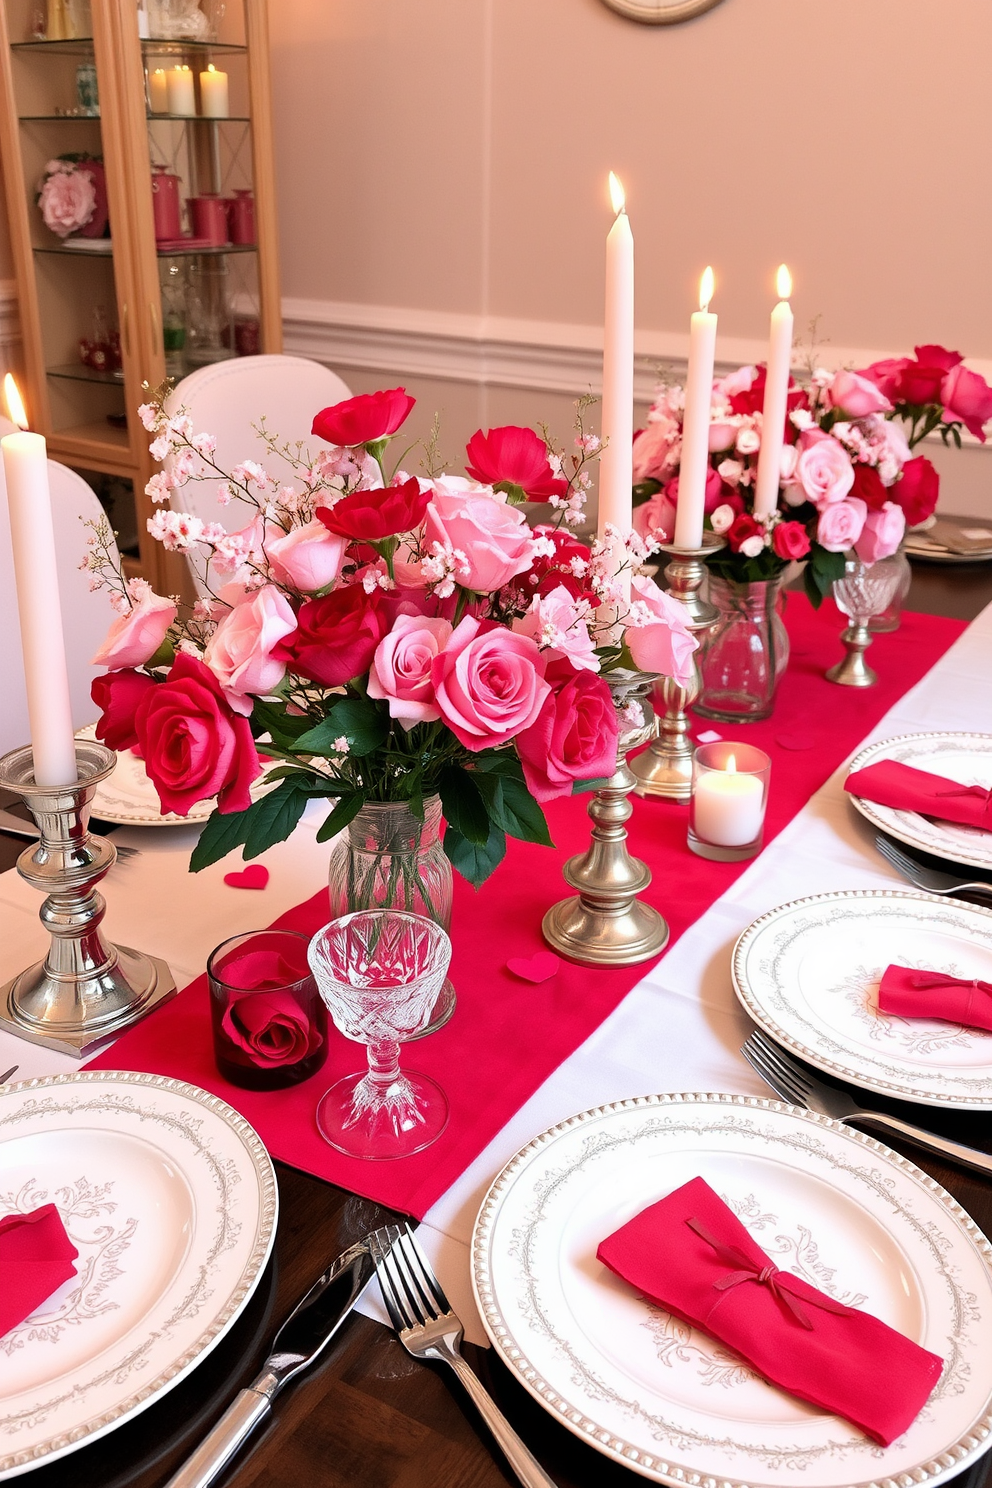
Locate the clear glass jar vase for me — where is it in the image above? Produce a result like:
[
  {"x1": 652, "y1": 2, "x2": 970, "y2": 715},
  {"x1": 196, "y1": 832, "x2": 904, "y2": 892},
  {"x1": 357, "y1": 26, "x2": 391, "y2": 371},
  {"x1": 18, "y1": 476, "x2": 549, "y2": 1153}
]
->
[
  {"x1": 695, "y1": 574, "x2": 790, "y2": 723},
  {"x1": 868, "y1": 545, "x2": 912, "y2": 633},
  {"x1": 327, "y1": 797, "x2": 452, "y2": 929}
]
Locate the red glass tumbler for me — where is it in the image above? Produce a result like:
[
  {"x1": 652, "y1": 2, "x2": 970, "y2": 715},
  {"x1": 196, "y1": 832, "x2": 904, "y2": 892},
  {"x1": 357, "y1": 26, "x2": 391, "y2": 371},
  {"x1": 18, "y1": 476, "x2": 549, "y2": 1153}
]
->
[{"x1": 208, "y1": 929, "x2": 328, "y2": 1090}]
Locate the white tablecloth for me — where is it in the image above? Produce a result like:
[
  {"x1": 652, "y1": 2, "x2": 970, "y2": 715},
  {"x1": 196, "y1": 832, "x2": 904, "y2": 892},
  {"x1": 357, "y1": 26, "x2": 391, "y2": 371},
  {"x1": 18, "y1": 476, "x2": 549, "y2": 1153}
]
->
[{"x1": 1, "y1": 603, "x2": 989, "y2": 1345}]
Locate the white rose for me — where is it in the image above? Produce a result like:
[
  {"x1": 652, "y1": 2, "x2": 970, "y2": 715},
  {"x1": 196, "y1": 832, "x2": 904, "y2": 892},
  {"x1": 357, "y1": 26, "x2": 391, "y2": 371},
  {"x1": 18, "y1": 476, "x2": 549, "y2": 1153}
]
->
[
  {"x1": 710, "y1": 503, "x2": 736, "y2": 534},
  {"x1": 740, "y1": 534, "x2": 766, "y2": 558}
]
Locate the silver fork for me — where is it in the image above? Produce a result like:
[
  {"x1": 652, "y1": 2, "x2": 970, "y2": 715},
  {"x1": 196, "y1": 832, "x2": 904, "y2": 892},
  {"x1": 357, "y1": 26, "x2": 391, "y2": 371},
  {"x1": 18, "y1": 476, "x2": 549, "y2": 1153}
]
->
[
  {"x1": 369, "y1": 1223, "x2": 557, "y2": 1488},
  {"x1": 742, "y1": 1028, "x2": 992, "y2": 1176},
  {"x1": 875, "y1": 833, "x2": 992, "y2": 900},
  {"x1": 0, "y1": 807, "x2": 138, "y2": 859}
]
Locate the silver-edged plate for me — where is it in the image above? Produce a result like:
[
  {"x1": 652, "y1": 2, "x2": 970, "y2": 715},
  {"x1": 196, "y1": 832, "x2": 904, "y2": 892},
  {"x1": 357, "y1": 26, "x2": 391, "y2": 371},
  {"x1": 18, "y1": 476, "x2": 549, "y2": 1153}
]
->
[
  {"x1": 846, "y1": 732, "x2": 992, "y2": 872},
  {"x1": 905, "y1": 535, "x2": 992, "y2": 564},
  {"x1": 732, "y1": 889, "x2": 992, "y2": 1109},
  {"x1": 471, "y1": 1092, "x2": 992, "y2": 1488},
  {"x1": 0, "y1": 1071, "x2": 277, "y2": 1479}
]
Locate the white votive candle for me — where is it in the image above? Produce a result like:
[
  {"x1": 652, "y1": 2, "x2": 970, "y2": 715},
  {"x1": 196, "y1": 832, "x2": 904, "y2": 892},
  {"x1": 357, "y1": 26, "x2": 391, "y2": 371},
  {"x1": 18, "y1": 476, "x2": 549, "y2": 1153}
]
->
[
  {"x1": 166, "y1": 64, "x2": 196, "y2": 116},
  {"x1": 199, "y1": 63, "x2": 229, "y2": 118},
  {"x1": 693, "y1": 761, "x2": 764, "y2": 845}
]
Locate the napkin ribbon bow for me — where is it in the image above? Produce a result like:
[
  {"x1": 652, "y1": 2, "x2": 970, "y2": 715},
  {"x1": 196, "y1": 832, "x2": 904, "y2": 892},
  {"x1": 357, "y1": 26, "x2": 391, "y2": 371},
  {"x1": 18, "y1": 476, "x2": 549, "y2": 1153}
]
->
[
  {"x1": 933, "y1": 782, "x2": 991, "y2": 804},
  {"x1": 686, "y1": 1217, "x2": 852, "y2": 1331},
  {"x1": 903, "y1": 970, "x2": 992, "y2": 1020}
]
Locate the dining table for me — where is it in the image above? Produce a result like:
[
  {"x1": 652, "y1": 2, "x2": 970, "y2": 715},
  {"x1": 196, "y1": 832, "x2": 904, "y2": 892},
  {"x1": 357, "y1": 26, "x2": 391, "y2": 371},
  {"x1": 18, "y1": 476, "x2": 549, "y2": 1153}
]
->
[{"x1": 2, "y1": 542, "x2": 992, "y2": 1488}]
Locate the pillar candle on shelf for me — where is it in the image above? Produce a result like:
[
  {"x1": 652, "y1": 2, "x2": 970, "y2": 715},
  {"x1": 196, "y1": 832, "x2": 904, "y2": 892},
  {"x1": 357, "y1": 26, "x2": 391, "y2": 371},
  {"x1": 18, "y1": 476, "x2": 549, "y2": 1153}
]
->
[
  {"x1": 753, "y1": 264, "x2": 794, "y2": 519},
  {"x1": 148, "y1": 67, "x2": 168, "y2": 113},
  {"x1": 597, "y1": 171, "x2": 634, "y2": 614},
  {"x1": 1, "y1": 376, "x2": 77, "y2": 787},
  {"x1": 166, "y1": 64, "x2": 195, "y2": 116},
  {"x1": 674, "y1": 267, "x2": 717, "y2": 549},
  {"x1": 199, "y1": 63, "x2": 229, "y2": 118}
]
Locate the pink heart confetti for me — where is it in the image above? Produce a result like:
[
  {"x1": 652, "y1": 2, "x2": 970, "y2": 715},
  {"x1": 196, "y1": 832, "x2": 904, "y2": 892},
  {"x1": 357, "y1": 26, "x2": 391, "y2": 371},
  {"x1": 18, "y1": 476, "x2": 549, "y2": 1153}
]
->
[
  {"x1": 223, "y1": 864, "x2": 270, "y2": 890},
  {"x1": 507, "y1": 952, "x2": 561, "y2": 984}
]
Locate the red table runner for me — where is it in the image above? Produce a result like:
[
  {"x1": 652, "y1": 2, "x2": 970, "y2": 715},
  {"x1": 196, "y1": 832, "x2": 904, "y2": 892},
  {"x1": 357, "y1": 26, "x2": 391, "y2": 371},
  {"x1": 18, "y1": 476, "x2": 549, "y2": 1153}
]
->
[{"x1": 93, "y1": 597, "x2": 966, "y2": 1218}]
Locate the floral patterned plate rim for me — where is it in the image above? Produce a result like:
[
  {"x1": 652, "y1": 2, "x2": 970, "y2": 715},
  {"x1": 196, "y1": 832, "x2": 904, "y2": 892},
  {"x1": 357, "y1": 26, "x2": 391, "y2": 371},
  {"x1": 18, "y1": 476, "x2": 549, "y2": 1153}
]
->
[
  {"x1": 471, "y1": 1092, "x2": 992, "y2": 1488},
  {"x1": 845, "y1": 732, "x2": 992, "y2": 872},
  {"x1": 732, "y1": 889, "x2": 992, "y2": 1109},
  {"x1": 0, "y1": 1071, "x2": 277, "y2": 1480},
  {"x1": 74, "y1": 723, "x2": 277, "y2": 827}
]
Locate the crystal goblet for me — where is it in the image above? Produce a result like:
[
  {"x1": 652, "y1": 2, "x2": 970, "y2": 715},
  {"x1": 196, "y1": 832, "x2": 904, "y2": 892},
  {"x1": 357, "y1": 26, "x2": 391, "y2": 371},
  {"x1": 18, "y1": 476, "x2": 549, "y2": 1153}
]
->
[
  {"x1": 308, "y1": 910, "x2": 452, "y2": 1160},
  {"x1": 826, "y1": 556, "x2": 902, "y2": 687}
]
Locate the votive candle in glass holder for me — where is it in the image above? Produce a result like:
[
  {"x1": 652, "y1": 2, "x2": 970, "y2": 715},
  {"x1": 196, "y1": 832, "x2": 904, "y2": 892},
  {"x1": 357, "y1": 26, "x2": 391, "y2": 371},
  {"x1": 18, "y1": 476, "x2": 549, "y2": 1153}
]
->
[
  {"x1": 208, "y1": 929, "x2": 328, "y2": 1090},
  {"x1": 688, "y1": 741, "x2": 770, "y2": 862}
]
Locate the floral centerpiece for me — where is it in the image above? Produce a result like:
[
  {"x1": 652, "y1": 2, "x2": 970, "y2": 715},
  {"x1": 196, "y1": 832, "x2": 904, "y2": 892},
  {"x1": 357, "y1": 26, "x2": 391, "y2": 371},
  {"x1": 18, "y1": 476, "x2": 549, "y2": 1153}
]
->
[{"x1": 86, "y1": 386, "x2": 695, "y2": 902}]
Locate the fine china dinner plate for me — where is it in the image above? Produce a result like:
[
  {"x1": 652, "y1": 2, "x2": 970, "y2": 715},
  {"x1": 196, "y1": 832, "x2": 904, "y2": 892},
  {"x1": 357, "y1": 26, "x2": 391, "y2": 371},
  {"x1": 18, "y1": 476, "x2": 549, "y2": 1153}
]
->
[
  {"x1": 846, "y1": 732, "x2": 992, "y2": 872},
  {"x1": 471, "y1": 1093, "x2": 992, "y2": 1488},
  {"x1": 75, "y1": 723, "x2": 276, "y2": 827},
  {"x1": 732, "y1": 889, "x2": 992, "y2": 1109},
  {"x1": 0, "y1": 1072, "x2": 277, "y2": 1479}
]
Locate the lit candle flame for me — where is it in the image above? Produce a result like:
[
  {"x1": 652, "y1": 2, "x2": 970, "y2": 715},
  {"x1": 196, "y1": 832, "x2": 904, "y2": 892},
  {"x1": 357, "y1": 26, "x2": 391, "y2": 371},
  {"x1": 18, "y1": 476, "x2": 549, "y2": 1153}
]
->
[
  {"x1": 725, "y1": 753, "x2": 737, "y2": 774},
  {"x1": 699, "y1": 265, "x2": 715, "y2": 313},
  {"x1": 776, "y1": 263, "x2": 792, "y2": 300},
  {"x1": 608, "y1": 171, "x2": 626, "y2": 217},
  {"x1": 4, "y1": 374, "x2": 28, "y2": 430},
  {"x1": 207, "y1": 62, "x2": 216, "y2": 73}
]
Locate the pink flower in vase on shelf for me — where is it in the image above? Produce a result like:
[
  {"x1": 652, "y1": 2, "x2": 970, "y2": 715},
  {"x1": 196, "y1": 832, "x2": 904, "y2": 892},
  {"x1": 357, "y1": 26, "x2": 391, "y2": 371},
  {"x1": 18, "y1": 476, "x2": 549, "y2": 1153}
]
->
[
  {"x1": 91, "y1": 580, "x2": 176, "y2": 670},
  {"x1": 432, "y1": 617, "x2": 550, "y2": 751},
  {"x1": 38, "y1": 161, "x2": 97, "y2": 238}
]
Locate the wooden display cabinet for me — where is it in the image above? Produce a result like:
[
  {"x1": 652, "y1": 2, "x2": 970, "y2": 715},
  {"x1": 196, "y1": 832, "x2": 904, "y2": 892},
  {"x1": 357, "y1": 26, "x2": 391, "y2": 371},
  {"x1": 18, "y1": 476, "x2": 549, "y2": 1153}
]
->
[{"x1": 0, "y1": 0, "x2": 280, "y2": 592}]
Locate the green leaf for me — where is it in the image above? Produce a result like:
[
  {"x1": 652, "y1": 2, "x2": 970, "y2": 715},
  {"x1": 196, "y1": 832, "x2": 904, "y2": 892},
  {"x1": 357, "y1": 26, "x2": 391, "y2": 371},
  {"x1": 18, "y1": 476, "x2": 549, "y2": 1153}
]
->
[
  {"x1": 802, "y1": 562, "x2": 824, "y2": 609},
  {"x1": 493, "y1": 479, "x2": 528, "y2": 505},
  {"x1": 632, "y1": 478, "x2": 662, "y2": 507},
  {"x1": 250, "y1": 698, "x2": 317, "y2": 747},
  {"x1": 443, "y1": 821, "x2": 507, "y2": 887},
  {"x1": 295, "y1": 697, "x2": 389, "y2": 757},
  {"x1": 438, "y1": 765, "x2": 490, "y2": 845},
  {"x1": 189, "y1": 806, "x2": 251, "y2": 873},
  {"x1": 472, "y1": 749, "x2": 526, "y2": 779},
  {"x1": 315, "y1": 793, "x2": 365, "y2": 843},
  {"x1": 487, "y1": 772, "x2": 553, "y2": 846},
  {"x1": 242, "y1": 778, "x2": 310, "y2": 860},
  {"x1": 572, "y1": 775, "x2": 611, "y2": 793},
  {"x1": 809, "y1": 545, "x2": 846, "y2": 598}
]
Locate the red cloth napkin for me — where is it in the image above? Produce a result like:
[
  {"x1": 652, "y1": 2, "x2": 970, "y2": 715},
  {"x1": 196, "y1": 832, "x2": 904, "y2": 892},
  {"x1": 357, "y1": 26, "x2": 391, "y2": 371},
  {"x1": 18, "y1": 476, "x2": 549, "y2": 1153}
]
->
[
  {"x1": 597, "y1": 1176, "x2": 943, "y2": 1445},
  {"x1": 0, "y1": 1204, "x2": 78, "y2": 1338},
  {"x1": 845, "y1": 759, "x2": 992, "y2": 830},
  {"x1": 879, "y1": 964, "x2": 992, "y2": 1032}
]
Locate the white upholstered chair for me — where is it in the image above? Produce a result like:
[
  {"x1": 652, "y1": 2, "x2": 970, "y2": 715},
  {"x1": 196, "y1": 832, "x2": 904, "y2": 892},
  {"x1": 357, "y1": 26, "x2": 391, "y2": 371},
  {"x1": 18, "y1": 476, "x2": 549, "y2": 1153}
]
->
[{"x1": 0, "y1": 459, "x2": 122, "y2": 754}]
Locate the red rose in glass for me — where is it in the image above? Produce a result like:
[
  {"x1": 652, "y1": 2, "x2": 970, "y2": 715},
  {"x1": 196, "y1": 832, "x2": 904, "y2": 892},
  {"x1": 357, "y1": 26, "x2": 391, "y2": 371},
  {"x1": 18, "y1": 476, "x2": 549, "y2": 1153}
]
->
[
  {"x1": 892, "y1": 455, "x2": 939, "y2": 527},
  {"x1": 464, "y1": 425, "x2": 568, "y2": 500},
  {"x1": 91, "y1": 668, "x2": 155, "y2": 751},
  {"x1": 517, "y1": 663, "x2": 618, "y2": 803},
  {"x1": 316, "y1": 477, "x2": 431, "y2": 541},
  {"x1": 221, "y1": 990, "x2": 323, "y2": 1067},
  {"x1": 311, "y1": 387, "x2": 415, "y2": 447},
  {"x1": 133, "y1": 653, "x2": 261, "y2": 816},
  {"x1": 273, "y1": 583, "x2": 386, "y2": 687}
]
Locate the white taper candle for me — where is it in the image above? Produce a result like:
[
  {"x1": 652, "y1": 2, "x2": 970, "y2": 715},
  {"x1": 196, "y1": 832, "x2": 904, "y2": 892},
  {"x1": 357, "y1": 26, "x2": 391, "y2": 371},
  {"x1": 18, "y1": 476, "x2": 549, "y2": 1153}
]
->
[
  {"x1": 674, "y1": 267, "x2": 717, "y2": 549},
  {"x1": 753, "y1": 264, "x2": 794, "y2": 519},
  {"x1": 598, "y1": 171, "x2": 634, "y2": 613}
]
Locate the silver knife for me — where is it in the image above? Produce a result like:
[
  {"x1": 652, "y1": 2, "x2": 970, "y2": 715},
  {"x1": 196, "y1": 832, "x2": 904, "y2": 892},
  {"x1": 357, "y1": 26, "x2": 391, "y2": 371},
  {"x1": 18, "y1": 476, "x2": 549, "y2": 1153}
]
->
[{"x1": 164, "y1": 1233, "x2": 383, "y2": 1488}]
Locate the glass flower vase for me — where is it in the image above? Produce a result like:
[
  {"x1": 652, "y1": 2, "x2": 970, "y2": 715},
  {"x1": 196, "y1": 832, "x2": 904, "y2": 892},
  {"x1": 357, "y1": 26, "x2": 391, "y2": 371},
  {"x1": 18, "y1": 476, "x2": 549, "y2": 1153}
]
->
[
  {"x1": 695, "y1": 574, "x2": 790, "y2": 723},
  {"x1": 868, "y1": 545, "x2": 912, "y2": 633},
  {"x1": 328, "y1": 797, "x2": 453, "y2": 928}
]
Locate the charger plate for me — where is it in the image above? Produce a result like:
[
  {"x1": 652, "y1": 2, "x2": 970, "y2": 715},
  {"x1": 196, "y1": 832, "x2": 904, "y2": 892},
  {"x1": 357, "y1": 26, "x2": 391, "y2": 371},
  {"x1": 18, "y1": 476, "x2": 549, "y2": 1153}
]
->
[
  {"x1": 0, "y1": 1071, "x2": 277, "y2": 1479},
  {"x1": 472, "y1": 1093, "x2": 992, "y2": 1488},
  {"x1": 732, "y1": 889, "x2": 992, "y2": 1109},
  {"x1": 846, "y1": 732, "x2": 992, "y2": 872}
]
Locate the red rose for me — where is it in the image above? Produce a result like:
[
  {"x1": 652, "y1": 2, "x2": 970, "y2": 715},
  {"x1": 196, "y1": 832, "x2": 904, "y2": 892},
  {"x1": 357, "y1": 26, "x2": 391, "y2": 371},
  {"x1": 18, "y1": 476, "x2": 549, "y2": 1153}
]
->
[
  {"x1": 519, "y1": 525, "x2": 595, "y2": 602},
  {"x1": 729, "y1": 364, "x2": 808, "y2": 423},
  {"x1": 221, "y1": 989, "x2": 323, "y2": 1067},
  {"x1": 860, "y1": 358, "x2": 912, "y2": 403},
  {"x1": 273, "y1": 583, "x2": 386, "y2": 687},
  {"x1": 311, "y1": 387, "x2": 415, "y2": 447},
  {"x1": 914, "y1": 344, "x2": 962, "y2": 373},
  {"x1": 849, "y1": 462, "x2": 888, "y2": 511},
  {"x1": 727, "y1": 512, "x2": 761, "y2": 553},
  {"x1": 91, "y1": 668, "x2": 155, "y2": 751},
  {"x1": 134, "y1": 653, "x2": 261, "y2": 817},
  {"x1": 516, "y1": 663, "x2": 618, "y2": 803},
  {"x1": 895, "y1": 359, "x2": 947, "y2": 407},
  {"x1": 772, "y1": 520, "x2": 811, "y2": 560},
  {"x1": 892, "y1": 455, "x2": 939, "y2": 527},
  {"x1": 940, "y1": 363, "x2": 992, "y2": 442},
  {"x1": 316, "y1": 477, "x2": 431, "y2": 541},
  {"x1": 465, "y1": 426, "x2": 568, "y2": 500}
]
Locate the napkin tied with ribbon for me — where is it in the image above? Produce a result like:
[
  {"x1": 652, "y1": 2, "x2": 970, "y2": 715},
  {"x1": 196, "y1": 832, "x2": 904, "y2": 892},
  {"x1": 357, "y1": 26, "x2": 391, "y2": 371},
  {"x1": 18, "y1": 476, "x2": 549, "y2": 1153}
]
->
[
  {"x1": 0, "y1": 1204, "x2": 78, "y2": 1338},
  {"x1": 597, "y1": 1176, "x2": 943, "y2": 1445},
  {"x1": 879, "y1": 964, "x2": 992, "y2": 1032},
  {"x1": 845, "y1": 759, "x2": 992, "y2": 831}
]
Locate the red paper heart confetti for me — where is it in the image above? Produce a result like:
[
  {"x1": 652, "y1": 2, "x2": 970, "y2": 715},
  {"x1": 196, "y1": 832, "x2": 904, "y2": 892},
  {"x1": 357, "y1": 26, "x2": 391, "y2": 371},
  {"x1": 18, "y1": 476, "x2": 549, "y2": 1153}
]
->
[
  {"x1": 507, "y1": 952, "x2": 560, "y2": 984},
  {"x1": 224, "y1": 864, "x2": 270, "y2": 890}
]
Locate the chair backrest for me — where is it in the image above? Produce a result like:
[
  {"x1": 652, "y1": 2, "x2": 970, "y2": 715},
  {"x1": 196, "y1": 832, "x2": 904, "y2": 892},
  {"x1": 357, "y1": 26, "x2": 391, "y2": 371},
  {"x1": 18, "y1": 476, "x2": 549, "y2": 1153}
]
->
[{"x1": 0, "y1": 459, "x2": 122, "y2": 754}]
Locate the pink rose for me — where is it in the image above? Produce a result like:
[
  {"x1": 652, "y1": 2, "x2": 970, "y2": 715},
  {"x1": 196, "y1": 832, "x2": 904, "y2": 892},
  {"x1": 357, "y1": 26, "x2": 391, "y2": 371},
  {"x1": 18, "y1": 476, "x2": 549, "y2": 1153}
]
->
[
  {"x1": 708, "y1": 421, "x2": 738, "y2": 453},
  {"x1": 39, "y1": 163, "x2": 97, "y2": 238},
  {"x1": 625, "y1": 575, "x2": 698, "y2": 685},
  {"x1": 633, "y1": 490, "x2": 677, "y2": 543},
  {"x1": 796, "y1": 433, "x2": 855, "y2": 509},
  {"x1": 941, "y1": 363, "x2": 992, "y2": 442},
  {"x1": 424, "y1": 488, "x2": 535, "y2": 593},
  {"x1": 854, "y1": 501, "x2": 906, "y2": 564},
  {"x1": 667, "y1": 467, "x2": 724, "y2": 517},
  {"x1": 92, "y1": 585, "x2": 176, "y2": 670},
  {"x1": 513, "y1": 584, "x2": 598, "y2": 672},
  {"x1": 828, "y1": 369, "x2": 893, "y2": 417},
  {"x1": 516, "y1": 663, "x2": 618, "y2": 803},
  {"x1": 431, "y1": 616, "x2": 549, "y2": 751},
  {"x1": 816, "y1": 497, "x2": 868, "y2": 553},
  {"x1": 367, "y1": 614, "x2": 453, "y2": 729},
  {"x1": 265, "y1": 519, "x2": 347, "y2": 592},
  {"x1": 204, "y1": 585, "x2": 297, "y2": 715},
  {"x1": 632, "y1": 420, "x2": 680, "y2": 483}
]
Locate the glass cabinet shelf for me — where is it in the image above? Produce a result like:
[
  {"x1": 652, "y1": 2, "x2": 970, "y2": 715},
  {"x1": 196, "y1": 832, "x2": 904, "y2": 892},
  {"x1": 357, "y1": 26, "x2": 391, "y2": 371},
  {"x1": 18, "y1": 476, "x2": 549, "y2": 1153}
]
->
[
  {"x1": 34, "y1": 242, "x2": 257, "y2": 257},
  {"x1": 18, "y1": 112, "x2": 250, "y2": 122},
  {"x1": 47, "y1": 362, "x2": 124, "y2": 385},
  {"x1": 12, "y1": 38, "x2": 247, "y2": 56}
]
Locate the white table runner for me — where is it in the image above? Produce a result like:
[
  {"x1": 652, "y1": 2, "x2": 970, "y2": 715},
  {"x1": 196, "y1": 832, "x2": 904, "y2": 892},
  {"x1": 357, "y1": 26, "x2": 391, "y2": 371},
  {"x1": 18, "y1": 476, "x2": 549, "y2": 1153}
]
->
[{"x1": 1, "y1": 602, "x2": 989, "y2": 1345}]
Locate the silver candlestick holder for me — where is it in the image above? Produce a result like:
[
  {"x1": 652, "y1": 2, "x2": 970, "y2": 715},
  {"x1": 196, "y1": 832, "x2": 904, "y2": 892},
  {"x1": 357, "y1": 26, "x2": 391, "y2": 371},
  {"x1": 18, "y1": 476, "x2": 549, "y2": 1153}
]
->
[
  {"x1": 542, "y1": 670, "x2": 669, "y2": 967},
  {"x1": 0, "y1": 741, "x2": 176, "y2": 1057},
  {"x1": 630, "y1": 535, "x2": 725, "y2": 802}
]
